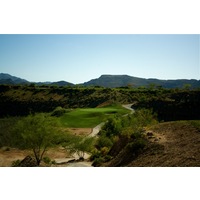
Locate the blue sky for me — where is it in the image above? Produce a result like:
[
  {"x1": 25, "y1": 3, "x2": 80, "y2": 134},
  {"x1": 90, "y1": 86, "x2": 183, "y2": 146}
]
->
[{"x1": 0, "y1": 34, "x2": 199, "y2": 84}]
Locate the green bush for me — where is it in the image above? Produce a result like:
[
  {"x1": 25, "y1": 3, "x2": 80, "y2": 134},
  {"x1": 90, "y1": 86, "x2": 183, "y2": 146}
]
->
[
  {"x1": 104, "y1": 155, "x2": 112, "y2": 162},
  {"x1": 96, "y1": 135, "x2": 113, "y2": 149},
  {"x1": 92, "y1": 157, "x2": 105, "y2": 167},
  {"x1": 51, "y1": 106, "x2": 67, "y2": 117},
  {"x1": 101, "y1": 116, "x2": 122, "y2": 137},
  {"x1": 43, "y1": 156, "x2": 51, "y2": 164},
  {"x1": 100, "y1": 147, "x2": 109, "y2": 156},
  {"x1": 51, "y1": 160, "x2": 56, "y2": 165},
  {"x1": 127, "y1": 138, "x2": 146, "y2": 153},
  {"x1": 11, "y1": 159, "x2": 21, "y2": 167},
  {"x1": 89, "y1": 150, "x2": 101, "y2": 161}
]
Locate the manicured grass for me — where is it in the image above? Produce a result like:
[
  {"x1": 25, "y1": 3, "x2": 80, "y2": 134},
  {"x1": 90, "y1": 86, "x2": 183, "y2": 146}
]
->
[{"x1": 59, "y1": 104, "x2": 130, "y2": 128}]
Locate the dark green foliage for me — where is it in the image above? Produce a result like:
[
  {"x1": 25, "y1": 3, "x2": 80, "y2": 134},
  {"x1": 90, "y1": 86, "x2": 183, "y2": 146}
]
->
[
  {"x1": 0, "y1": 117, "x2": 22, "y2": 148},
  {"x1": 89, "y1": 150, "x2": 101, "y2": 161},
  {"x1": 93, "y1": 109, "x2": 156, "y2": 166},
  {"x1": 51, "y1": 106, "x2": 68, "y2": 117},
  {"x1": 100, "y1": 116, "x2": 122, "y2": 137},
  {"x1": 12, "y1": 113, "x2": 61, "y2": 166},
  {"x1": 92, "y1": 157, "x2": 105, "y2": 167},
  {"x1": 127, "y1": 138, "x2": 146, "y2": 153},
  {"x1": 1, "y1": 85, "x2": 200, "y2": 122},
  {"x1": 43, "y1": 156, "x2": 52, "y2": 164},
  {"x1": 95, "y1": 135, "x2": 113, "y2": 149},
  {"x1": 135, "y1": 90, "x2": 200, "y2": 121},
  {"x1": 11, "y1": 159, "x2": 21, "y2": 167}
]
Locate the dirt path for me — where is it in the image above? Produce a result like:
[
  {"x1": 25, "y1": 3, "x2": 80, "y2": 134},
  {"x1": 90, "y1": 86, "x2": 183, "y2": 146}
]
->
[
  {"x1": 89, "y1": 122, "x2": 105, "y2": 137},
  {"x1": 122, "y1": 104, "x2": 135, "y2": 114}
]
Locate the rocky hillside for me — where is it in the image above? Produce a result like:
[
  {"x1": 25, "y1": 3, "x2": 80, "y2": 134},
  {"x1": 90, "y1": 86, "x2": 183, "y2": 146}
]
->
[{"x1": 102, "y1": 121, "x2": 200, "y2": 167}]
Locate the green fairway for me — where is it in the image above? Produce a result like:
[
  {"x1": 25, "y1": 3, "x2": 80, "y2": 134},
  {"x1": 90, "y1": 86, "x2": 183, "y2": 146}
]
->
[{"x1": 59, "y1": 104, "x2": 130, "y2": 128}]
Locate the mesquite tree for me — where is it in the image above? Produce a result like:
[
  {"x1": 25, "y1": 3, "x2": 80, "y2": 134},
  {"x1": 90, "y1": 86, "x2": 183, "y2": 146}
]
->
[{"x1": 14, "y1": 114, "x2": 59, "y2": 166}]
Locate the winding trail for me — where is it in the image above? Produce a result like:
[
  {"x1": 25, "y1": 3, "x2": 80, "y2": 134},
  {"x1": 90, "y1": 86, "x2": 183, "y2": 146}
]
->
[
  {"x1": 88, "y1": 122, "x2": 105, "y2": 137},
  {"x1": 122, "y1": 104, "x2": 135, "y2": 114},
  {"x1": 89, "y1": 103, "x2": 135, "y2": 137}
]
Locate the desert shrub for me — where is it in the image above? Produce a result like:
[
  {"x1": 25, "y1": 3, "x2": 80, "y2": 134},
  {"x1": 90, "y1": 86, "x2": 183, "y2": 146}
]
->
[
  {"x1": 0, "y1": 117, "x2": 22, "y2": 148},
  {"x1": 51, "y1": 106, "x2": 67, "y2": 117},
  {"x1": 1, "y1": 146, "x2": 10, "y2": 151},
  {"x1": 92, "y1": 157, "x2": 105, "y2": 167},
  {"x1": 100, "y1": 147, "x2": 109, "y2": 156},
  {"x1": 51, "y1": 160, "x2": 56, "y2": 165},
  {"x1": 101, "y1": 116, "x2": 122, "y2": 137},
  {"x1": 127, "y1": 138, "x2": 147, "y2": 153},
  {"x1": 43, "y1": 156, "x2": 51, "y2": 164},
  {"x1": 104, "y1": 155, "x2": 112, "y2": 162},
  {"x1": 96, "y1": 135, "x2": 113, "y2": 149},
  {"x1": 89, "y1": 150, "x2": 101, "y2": 161},
  {"x1": 11, "y1": 159, "x2": 21, "y2": 167}
]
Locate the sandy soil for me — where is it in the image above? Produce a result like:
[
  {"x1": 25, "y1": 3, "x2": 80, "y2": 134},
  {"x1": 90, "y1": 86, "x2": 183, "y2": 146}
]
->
[
  {"x1": 0, "y1": 147, "x2": 70, "y2": 167},
  {"x1": 68, "y1": 128, "x2": 92, "y2": 136}
]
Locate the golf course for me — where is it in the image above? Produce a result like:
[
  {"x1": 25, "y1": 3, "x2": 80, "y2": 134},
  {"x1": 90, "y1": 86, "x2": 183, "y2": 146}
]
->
[{"x1": 59, "y1": 103, "x2": 130, "y2": 128}]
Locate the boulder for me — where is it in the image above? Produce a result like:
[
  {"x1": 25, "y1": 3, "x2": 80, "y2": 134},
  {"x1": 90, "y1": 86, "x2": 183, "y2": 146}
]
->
[
  {"x1": 18, "y1": 155, "x2": 37, "y2": 167},
  {"x1": 147, "y1": 131, "x2": 154, "y2": 136}
]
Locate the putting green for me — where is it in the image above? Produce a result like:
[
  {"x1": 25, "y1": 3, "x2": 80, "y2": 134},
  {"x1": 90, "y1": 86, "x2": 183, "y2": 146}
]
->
[{"x1": 59, "y1": 105, "x2": 129, "y2": 128}]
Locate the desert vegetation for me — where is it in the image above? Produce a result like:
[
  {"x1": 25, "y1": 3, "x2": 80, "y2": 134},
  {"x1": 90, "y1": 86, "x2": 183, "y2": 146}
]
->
[{"x1": 0, "y1": 84, "x2": 200, "y2": 167}]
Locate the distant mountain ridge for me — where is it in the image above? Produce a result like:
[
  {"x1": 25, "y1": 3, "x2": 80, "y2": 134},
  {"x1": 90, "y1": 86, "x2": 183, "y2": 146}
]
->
[
  {"x1": 0, "y1": 73, "x2": 199, "y2": 88},
  {"x1": 0, "y1": 73, "x2": 74, "y2": 86},
  {"x1": 36, "y1": 80, "x2": 74, "y2": 87},
  {"x1": 0, "y1": 73, "x2": 29, "y2": 84},
  {"x1": 83, "y1": 74, "x2": 200, "y2": 88}
]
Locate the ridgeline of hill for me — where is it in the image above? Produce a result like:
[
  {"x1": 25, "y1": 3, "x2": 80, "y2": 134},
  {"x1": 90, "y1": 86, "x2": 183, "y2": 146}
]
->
[
  {"x1": 0, "y1": 73, "x2": 74, "y2": 87},
  {"x1": 83, "y1": 74, "x2": 200, "y2": 88},
  {"x1": 1, "y1": 73, "x2": 200, "y2": 88},
  {"x1": 0, "y1": 73, "x2": 29, "y2": 85}
]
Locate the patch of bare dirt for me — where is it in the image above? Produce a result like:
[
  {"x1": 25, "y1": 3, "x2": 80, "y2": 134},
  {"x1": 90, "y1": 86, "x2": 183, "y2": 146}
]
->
[
  {"x1": 0, "y1": 127, "x2": 92, "y2": 167},
  {"x1": 67, "y1": 128, "x2": 92, "y2": 136},
  {"x1": 0, "y1": 148, "x2": 31, "y2": 167},
  {"x1": 96, "y1": 101, "x2": 113, "y2": 108},
  {"x1": 0, "y1": 147, "x2": 70, "y2": 167},
  {"x1": 128, "y1": 121, "x2": 200, "y2": 167}
]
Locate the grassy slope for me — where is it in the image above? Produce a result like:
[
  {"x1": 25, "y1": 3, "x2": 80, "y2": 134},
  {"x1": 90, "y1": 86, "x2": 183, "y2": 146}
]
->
[{"x1": 59, "y1": 104, "x2": 130, "y2": 128}]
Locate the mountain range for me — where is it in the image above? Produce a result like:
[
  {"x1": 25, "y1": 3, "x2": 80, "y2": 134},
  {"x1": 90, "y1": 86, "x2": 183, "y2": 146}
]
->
[{"x1": 0, "y1": 73, "x2": 200, "y2": 88}]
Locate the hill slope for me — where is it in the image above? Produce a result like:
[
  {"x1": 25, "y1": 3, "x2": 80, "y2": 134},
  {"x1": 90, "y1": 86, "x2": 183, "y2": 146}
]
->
[
  {"x1": 0, "y1": 73, "x2": 29, "y2": 84},
  {"x1": 103, "y1": 121, "x2": 200, "y2": 167},
  {"x1": 0, "y1": 73, "x2": 74, "y2": 86},
  {"x1": 83, "y1": 74, "x2": 200, "y2": 88}
]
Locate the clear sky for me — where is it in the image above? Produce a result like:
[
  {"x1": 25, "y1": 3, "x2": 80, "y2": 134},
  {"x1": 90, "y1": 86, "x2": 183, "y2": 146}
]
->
[{"x1": 0, "y1": 34, "x2": 199, "y2": 84}]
